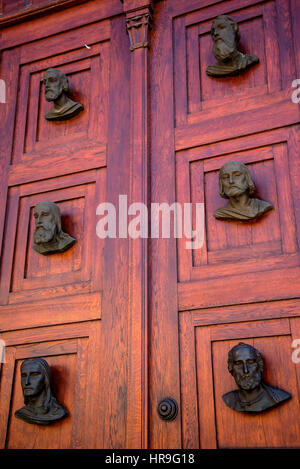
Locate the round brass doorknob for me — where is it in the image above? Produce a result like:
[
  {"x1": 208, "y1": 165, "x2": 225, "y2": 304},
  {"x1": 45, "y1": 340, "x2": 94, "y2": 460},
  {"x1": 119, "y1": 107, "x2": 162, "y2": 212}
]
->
[{"x1": 157, "y1": 398, "x2": 178, "y2": 421}]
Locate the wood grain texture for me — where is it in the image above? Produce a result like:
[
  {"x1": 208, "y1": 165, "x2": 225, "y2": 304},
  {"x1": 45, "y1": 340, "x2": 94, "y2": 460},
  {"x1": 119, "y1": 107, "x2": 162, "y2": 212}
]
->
[
  {"x1": 0, "y1": 0, "x2": 89, "y2": 25},
  {"x1": 213, "y1": 332, "x2": 300, "y2": 448},
  {"x1": 0, "y1": 322, "x2": 103, "y2": 449},
  {"x1": 177, "y1": 319, "x2": 300, "y2": 448},
  {"x1": 0, "y1": 0, "x2": 132, "y2": 450},
  {"x1": 124, "y1": 1, "x2": 151, "y2": 447},
  {"x1": 93, "y1": 14, "x2": 131, "y2": 449},
  {"x1": 169, "y1": 0, "x2": 300, "y2": 449},
  {"x1": 0, "y1": 0, "x2": 299, "y2": 450},
  {"x1": 0, "y1": 0, "x2": 121, "y2": 41},
  {"x1": 149, "y1": 0, "x2": 182, "y2": 449}
]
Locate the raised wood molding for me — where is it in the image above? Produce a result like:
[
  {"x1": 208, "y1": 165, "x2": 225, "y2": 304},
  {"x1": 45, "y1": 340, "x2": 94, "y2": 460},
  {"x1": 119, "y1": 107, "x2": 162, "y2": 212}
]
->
[
  {"x1": 0, "y1": 0, "x2": 89, "y2": 26},
  {"x1": 122, "y1": 0, "x2": 153, "y2": 449}
]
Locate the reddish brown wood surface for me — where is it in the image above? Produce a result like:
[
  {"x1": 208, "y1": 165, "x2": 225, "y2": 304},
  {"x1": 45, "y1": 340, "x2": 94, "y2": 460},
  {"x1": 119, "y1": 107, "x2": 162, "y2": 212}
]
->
[
  {"x1": 124, "y1": 0, "x2": 152, "y2": 447},
  {"x1": 0, "y1": 0, "x2": 132, "y2": 449},
  {"x1": 150, "y1": 0, "x2": 300, "y2": 449},
  {"x1": 0, "y1": 0, "x2": 300, "y2": 449},
  {"x1": 0, "y1": 0, "x2": 95, "y2": 26}
]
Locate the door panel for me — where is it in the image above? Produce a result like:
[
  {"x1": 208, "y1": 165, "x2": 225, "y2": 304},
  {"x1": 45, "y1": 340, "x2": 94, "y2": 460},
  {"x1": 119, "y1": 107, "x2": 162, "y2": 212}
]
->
[
  {"x1": 0, "y1": 169, "x2": 104, "y2": 330},
  {"x1": 177, "y1": 127, "x2": 299, "y2": 281},
  {"x1": 150, "y1": 0, "x2": 300, "y2": 449},
  {"x1": 0, "y1": 0, "x2": 300, "y2": 449},
  {"x1": 0, "y1": 322, "x2": 100, "y2": 449},
  {"x1": 0, "y1": 14, "x2": 111, "y2": 329},
  {"x1": 180, "y1": 315, "x2": 300, "y2": 448},
  {"x1": 0, "y1": 0, "x2": 132, "y2": 449}
]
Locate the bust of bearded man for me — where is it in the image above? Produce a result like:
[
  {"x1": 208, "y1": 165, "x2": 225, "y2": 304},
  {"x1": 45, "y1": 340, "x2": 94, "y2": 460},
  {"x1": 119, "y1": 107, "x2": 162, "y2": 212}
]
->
[
  {"x1": 214, "y1": 161, "x2": 273, "y2": 221},
  {"x1": 33, "y1": 201, "x2": 76, "y2": 255},
  {"x1": 43, "y1": 68, "x2": 84, "y2": 121},
  {"x1": 206, "y1": 15, "x2": 259, "y2": 77},
  {"x1": 223, "y1": 342, "x2": 291, "y2": 413}
]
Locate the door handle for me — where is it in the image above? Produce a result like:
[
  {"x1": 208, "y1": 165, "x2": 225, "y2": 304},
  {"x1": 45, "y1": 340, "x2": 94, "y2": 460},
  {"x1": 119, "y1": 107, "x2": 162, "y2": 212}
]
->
[{"x1": 157, "y1": 398, "x2": 178, "y2": 421}]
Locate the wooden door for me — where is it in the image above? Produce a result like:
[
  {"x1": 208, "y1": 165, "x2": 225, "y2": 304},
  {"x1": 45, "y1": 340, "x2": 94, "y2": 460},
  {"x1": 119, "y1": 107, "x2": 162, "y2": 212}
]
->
[
  {"x1": 0, "y1": 0, "x2": 141, "y2": 449},
  {"x1": 149, "y1": 0, "x2": 300, "y2": 449},
  {"x1": 1, "y1": 0, "x2": 300, "y2": 450}
]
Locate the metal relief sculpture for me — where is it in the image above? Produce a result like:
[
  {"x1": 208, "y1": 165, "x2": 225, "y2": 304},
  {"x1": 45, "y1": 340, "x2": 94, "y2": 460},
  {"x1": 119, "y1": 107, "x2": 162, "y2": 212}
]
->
[
  {"x1": 33, "y1": 201, "x2": 76, "y2": 255},
  {"x1": 214, "y1": 161, "x2": 273, "y2": 221},
  {"x1": 206, "y1": 15, "x2": 259, "y2": 77},
  {"x1": 157, "y1": 398, "x2": 178, "y2": 421},
  {"x1": 222, "y1": 342, "x2": 291, "y2": 413},
  {"x1": 43, "y1": 68, "x2": 84, "y2": 121},
  {"x1": 15, "y1": 358, "x2": 68, "y2": 425}
]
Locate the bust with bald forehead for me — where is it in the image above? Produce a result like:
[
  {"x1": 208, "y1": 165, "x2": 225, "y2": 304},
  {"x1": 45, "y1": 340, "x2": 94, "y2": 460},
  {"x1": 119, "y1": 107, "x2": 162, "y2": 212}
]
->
[
  {"x1": 214, "y1": 161, "x2": 273, "y2": 221},
  {"x1": 43, "y1": 68, "x2": 84, "y2": 121},
  {"x1": 222, "y1": 342, "x2": 291, "y2": 413},
  {"x1": 33, "y1": 201, "x2": 76, "y2": 255},
  {"x1": 206, "y1": 15, "x2": 259, "y2": 77}
]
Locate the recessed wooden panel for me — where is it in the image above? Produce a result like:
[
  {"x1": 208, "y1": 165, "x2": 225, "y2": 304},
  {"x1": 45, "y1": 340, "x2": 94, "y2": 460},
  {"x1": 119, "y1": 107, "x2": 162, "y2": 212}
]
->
[
  {"x1": 173, "y1": 0, "x2": 298, "y2": 148},
  {"x1": 2, "y1": 170, "x2": 102, "y2": 301},
  {"x1": 1, "y1": 0, "x2": 59, "y2": 16},
  {"x1": 24, "y1": 196, "x2": 85, "y2": 281},
  {"x1": 198, "y1": 15, "x2": 266, "y2": 108},
  {"x1": 0, "y1": 168, "x2": 105, "y2": 329},
  {"x1": 11, "y1": 187, "x2": 90, "y2": 292},
  {"x1": 12, "y1": 38, "x2": 109, "y2": 164},
  {"x1": 174, "y1": 0, "x2": 293, "y2": 122},
  {"x1": 179, "y1": 315, "x2": 300, "y2": 448},
  {"x1": 35, "y1": 66, "x2": 90, "y2": 148},
  {"x1": 194, "y1": 152, "x2": 280, "y2": 264},
  {"x1": 176, "y1": 127, "x2": 300, "y2": 295},
  {"x1": 212, "y1": 335, "x2": 300, "y2": 448},
  {"x1": 2, "y1": 0, "x2": 27, "y2": 15},
  {"x1": 7, "y1": 352, "x2": 77, "y2": 449},
  {"x1": 0, "y1": 322, "x2": 99, "y2": 449}
]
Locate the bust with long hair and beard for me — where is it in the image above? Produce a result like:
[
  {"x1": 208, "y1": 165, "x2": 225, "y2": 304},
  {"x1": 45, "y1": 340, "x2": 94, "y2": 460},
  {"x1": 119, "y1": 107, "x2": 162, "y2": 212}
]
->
[
  {"x1": 15, "y1": 358, "x2": 67, "y2": 425},
  {"x1": 206, "y1": 15, "x2": 259, "y2": 77},
  {"x1": 33, "y1": 201, "x2": 76, "y2": 255},
  {"x1": 214, "y1": 161, "x2": 273, "y2": 221}
]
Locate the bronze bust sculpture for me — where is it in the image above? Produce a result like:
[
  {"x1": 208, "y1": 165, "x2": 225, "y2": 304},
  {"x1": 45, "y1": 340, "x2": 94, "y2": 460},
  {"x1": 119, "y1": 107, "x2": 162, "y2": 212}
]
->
[
  {"x1": 206, "y1": 15, "x2": 259, "y2": 77},
  {"x1": 43, "y1": 68, "x2": 84, "y2": 121},
  {"x1": 222, "y1": 342, "x2": 291, "y2": 413},
  {"x1": 15, "y1": 358, "x2": 67, "y2": 425},
  {"x1": 214, "y1": 161, "x2": 273, "y2": 221},
  {"x1": 33, "y1": 201, "x2": 76, "y2": 255}
]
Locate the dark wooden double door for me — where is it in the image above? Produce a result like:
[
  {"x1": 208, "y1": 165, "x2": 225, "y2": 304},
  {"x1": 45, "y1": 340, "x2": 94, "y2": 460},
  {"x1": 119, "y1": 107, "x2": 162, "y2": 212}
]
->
[{"x1": 0, "y1": 0, "x2": 300, "y2": 448}]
